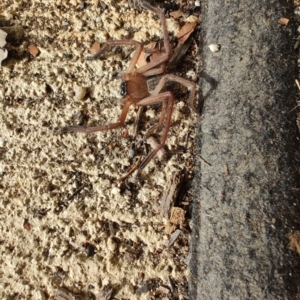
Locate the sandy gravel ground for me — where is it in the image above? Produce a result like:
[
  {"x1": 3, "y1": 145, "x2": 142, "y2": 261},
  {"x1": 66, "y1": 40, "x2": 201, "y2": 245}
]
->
[{"x1": 0, "y1": 0, "x2": 199, "y2": 299}]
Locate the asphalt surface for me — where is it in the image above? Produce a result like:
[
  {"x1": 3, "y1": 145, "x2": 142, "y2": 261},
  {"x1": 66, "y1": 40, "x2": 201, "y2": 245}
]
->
[{"x1": 190, "y1": 0, "x2": 300, "y2": 299}]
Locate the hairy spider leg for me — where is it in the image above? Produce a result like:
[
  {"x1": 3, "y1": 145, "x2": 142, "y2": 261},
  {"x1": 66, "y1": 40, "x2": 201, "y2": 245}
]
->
[
  {"x1": 88, "y1": 40, "x2": 144, "y2": 73},
  {"x1": 143, "y1": 74, "x2": 198, "y2": 137},
  {"x1": 151, "y1": 74, "x2": 197, "y2": 113},
  {"x1": 135, "y1": 91, "x2": 174, "y2": 178},
  {"x1": 136, "y1": 1, "x2": 172, "y2": 75},
  {"x1": 134, "y1": 73, "x2": 198, "y2": 177},
  {"x1": 144, "y1": 99, "x2": 167, "y2": 138}
]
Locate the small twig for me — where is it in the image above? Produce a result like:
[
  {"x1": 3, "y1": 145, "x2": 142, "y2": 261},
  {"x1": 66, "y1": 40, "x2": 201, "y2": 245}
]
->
[
  {"x1": 197, "y1": 155, "x2": 211, "y2": 166},
  {"x1": 160, "y1": 170, "x2": 184, "y2": 218},
  {"x1": 166, "y1": 229, "x2": 182, "y2": 248},
  {"x1": 56, "y1": 287, "x2": 83, "y2": 300},
  {"x1": 67, "y1": 185, "x2": 85, "y2": 200},
  {"x1": 288, "y1": 104, "x2": 300, "y2": 113},
  {"x1": 116, "y1": 156, "x2": 142, "y2": 181},
  {"x1": 167, "y1": 276, "x2": 174, "y2": 293}
]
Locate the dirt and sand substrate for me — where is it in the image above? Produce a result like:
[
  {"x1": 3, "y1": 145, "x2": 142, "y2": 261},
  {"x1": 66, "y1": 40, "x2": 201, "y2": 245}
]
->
[{"x1": 0, "y1": 0, "x2": 200, "y2": 299}]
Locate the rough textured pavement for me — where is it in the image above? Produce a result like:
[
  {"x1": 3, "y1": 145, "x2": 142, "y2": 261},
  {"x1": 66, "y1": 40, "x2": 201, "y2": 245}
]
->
[{"x1": 190, "y1": 0, "x2": 300, "y2": 299}]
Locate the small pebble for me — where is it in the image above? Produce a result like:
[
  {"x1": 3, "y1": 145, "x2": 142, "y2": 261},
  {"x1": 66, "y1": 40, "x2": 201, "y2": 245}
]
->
[
  {"x1": 111, "y1": 187, "x2": 120, "y2": 195},
  {"x1": 77, "y1": 2, "x2": 85, "y2": 10},
  {"x1": 107, "y1": 237, "x2": 117, "y2": 252},
  {"x1": 0, "y1": 283, "x2": 6, "y2": 289},
  {"x1": 74, "y1": 86, "x2": 87, "y2": 101},
  {"x1": 36, "y1": 290, "x2": 46, "y2": 300},
  {"x1": 124, "y1": 251, "x2": 136, "y2": 263},
  {"x1": 0, "y1": 29, "x2": 7, "y2": 47},
  {"x1": 86, "y1": 244, "x2": 95, "y2": 257},
  {"x1": 128, "y1": 148, "x2": 135, "y2": 159},
  {"x1": 99, "y1": 1, "x2": 108, "y2": 9},
  {"x1": 195, "y1": 0, "x2": 200, "y2": 6},
  {"x1": 62, "y1": 20, "x2": 69, "y2": 26},
  {"x1": 89, "y1": 42, "x2": 101, "y2": 54},
  {"x1": 208, "y1": 43, "x2": 221, "y2": 53}
]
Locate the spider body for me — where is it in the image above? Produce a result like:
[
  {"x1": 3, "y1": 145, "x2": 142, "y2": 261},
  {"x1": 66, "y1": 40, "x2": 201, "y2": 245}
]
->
[
  {"x1": 121, "y1": 73, "x2": 150, "y2": 101},
  {"x1": 62, "y1": 1, "x2": 197, "y2": 178}
]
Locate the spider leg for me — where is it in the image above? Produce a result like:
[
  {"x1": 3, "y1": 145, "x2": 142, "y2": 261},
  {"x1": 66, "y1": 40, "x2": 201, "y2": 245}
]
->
[
  {"x1": 141, "y1": 73, "x2": 197, "y2": 137},
  {"x1": 135, "y1": 91, "x2": 174, "y2": 178},
  {"x1": 145, "y1": 99, "x2": 167, "y2": 137},
  {"x1": 142, "y1": 64, "x2": 166, "y2": 77},
  {"x1": 61, "y1": 97, "x2": 134, "y2": 133},
  {"x1": 151, "y1": 74, "x2": 198, "y2": 113},
  {"x1": 136, "y1": 1, "x2": 172, "y2": 74},
  {"x1": 88, "y1": 40, "x2": 143, "y2": 73}
]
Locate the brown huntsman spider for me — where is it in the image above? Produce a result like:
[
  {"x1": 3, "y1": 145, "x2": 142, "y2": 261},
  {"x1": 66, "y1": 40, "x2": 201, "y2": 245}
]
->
[{"x1": 62, "y1": 1, "x2": 197, "y2": 179}]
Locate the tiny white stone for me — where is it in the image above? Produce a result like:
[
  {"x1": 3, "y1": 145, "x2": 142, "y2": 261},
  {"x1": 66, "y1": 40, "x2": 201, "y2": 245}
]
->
[
  {"x1": 62, "y1": 20, "x2": 69, "y2": 26},
  {"x1": 36, "y1": 290, "x2": 46, "y2": 300},
  {"x1": 111, "y1": 187, "x2": 120, "y2": 195},
  {"x1": 195, "y1": 0, "x2": 200, "y2": 6},
  {"x1": 0, "y1": 29, "x2": 7, "y2": 47},
  {"x1": 208, "y1": 43, "x2": 221, "y2": 53},
  {"x1": 74, "y1": 86, "x2": 87, "y2": 101}
]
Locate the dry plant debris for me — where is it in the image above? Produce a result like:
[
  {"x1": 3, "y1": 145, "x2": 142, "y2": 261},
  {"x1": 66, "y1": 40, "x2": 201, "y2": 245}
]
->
[
  {"x1": 170, "y1": 10, "x2": 184, "y2": 19},
  {"x1": 0, "y1": 0, "x2": 199, "y2": 298},
  {"x1": 176, "y1": 21, "x2": 198, "y2": 44},
  {"x1": 160, "y1": 169, "x2": 184, "y2": 218},
  {"x1": 166, "y1": 229, "x2": 182, "y2": 247},
  {"x1": 55, "y1": 287, "x2": 83, "y2": 300},
  {"x1": 135, "y1": 41, "x2": 158, "y2": 68},
  {"x1": 89, "y1": 42, "x2": 101, "y2": 54},
  {"x1": 23, "y1": 219, "x2": 31, "y2": 231},
  {"x1": 165, "y1": 207, "x2": 186, "y2": 234},
  {"x1": 289, "y1": 231, "x2": 300, "y2": 255},
  {"x1": 96, "y1": 285, "x2": 113, "y2": 300},
  {"x1": 278, "y1": 17, "x2": 290, "y2": 25},
  {"x1": 296, "y1": 116, "x2": 300, "y2": 131},
  {"x1": 28, "y1": 44, "x2": 40, "y2": 57},
  {"x1": 295, "y1": 37, "x2": 300, "y2": 49}
]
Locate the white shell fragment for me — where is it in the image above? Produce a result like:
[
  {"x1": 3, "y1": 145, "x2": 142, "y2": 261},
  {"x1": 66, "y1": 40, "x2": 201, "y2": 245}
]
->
[
  {"x1": 0, "y1": 29, "x2": 7, "y2": 47},
  {"x1": 208, "y1": 43, "x2": 221, "y2": 53},
  {"x1": 0, "y1": 29, "x2": 8, "y2": 65}
]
